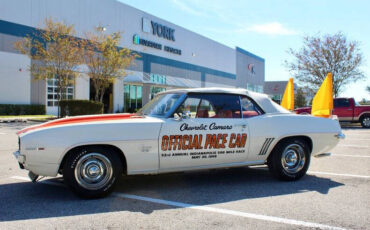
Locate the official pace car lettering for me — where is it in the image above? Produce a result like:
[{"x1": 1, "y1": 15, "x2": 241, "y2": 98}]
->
[{"x1": 161, "y1": 133, "x2": 247, "y2": 159}]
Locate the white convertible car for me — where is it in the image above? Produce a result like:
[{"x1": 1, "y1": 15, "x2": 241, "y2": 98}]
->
[{"x1": 14, "y1": 88, "x2": 344, "y2": 198}]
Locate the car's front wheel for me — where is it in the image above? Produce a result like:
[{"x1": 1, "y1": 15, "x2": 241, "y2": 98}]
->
[
  {"x1": 268, "y1": 138, "x2": 310, "y2": 181},
  {"x1": 63, "y1": 146, "x2": 123, "y2": 198}
]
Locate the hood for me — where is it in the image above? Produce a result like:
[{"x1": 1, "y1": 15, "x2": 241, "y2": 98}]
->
[
  {"x1": 294, "y1": 107, "x2": 311, "y2": 111},
  {"x1": 17, "y1": 113, "x2": 143, "y2": 135},
  {"x1": 358, "y1": 105, "x2": 370, "y2": 108}
]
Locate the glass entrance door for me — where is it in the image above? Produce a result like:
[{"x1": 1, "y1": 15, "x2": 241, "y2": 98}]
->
[{"x1": 124, "y1": 84, "x2": 142, "y2": 113}]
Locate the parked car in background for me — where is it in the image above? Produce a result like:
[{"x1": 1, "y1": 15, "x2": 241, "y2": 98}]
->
[
  {"x1": 14, "y1": 88, "x2": 344, "y2": 198},
  {"x1": 295, "y1": 98, "x2": 370, "y2": 128}
]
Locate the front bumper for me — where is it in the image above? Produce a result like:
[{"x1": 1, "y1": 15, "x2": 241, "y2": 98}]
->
[{"x1": 13, "y1": 150, "x2": 25, "y2": 169}]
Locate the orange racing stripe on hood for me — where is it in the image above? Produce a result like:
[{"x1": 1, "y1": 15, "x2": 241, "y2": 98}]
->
[{"x1": 17, "y1": 113, "x2": 142, "y2": 135}]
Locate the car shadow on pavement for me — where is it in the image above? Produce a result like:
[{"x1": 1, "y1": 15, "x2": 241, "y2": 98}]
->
[
  {"x1": 0, "y1": 167, "x2": 343, "y2": 222},
  {"x1": 340, "y1": 123, "x2": 363, "y2": 129},
  {"x1": 341, "y1": 127, "x2": 367, "y2": 130},
  {"x1": 117, "y1": 166, "x2": 343, "y2": 204}
]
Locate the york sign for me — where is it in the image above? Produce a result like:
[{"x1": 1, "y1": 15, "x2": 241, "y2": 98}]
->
[
  {"x1": 151, "y1": 21, "x2": 175, "y2": 41},
  {"x1": 143, "y1": 18, "x2": 175, "y2": 41}
]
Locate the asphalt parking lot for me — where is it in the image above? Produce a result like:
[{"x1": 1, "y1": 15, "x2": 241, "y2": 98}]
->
[{"x1": 0, "y1": 122, "x2": 369, "y2": 230}]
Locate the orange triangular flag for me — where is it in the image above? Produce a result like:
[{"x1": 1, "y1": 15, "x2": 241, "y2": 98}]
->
[
  {"x1": 281, "y1": 78, "x2": 294, "y2": 110},
  {"x1": 311, "y1": 73, "x2": 333, "y2": 118}
]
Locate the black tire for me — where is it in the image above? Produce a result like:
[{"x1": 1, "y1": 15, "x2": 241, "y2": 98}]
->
[
  {"x1": 63, "y1": 146, "x2": 123, "y2": 198},
  {"x1": 360, "y1": 115, "x2": 370, "y2": 128},
  {"x1": 268, "y1": 138, "x2": 310, "y2": 181}
]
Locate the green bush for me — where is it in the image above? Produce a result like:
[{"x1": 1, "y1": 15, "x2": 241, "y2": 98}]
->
[
  {"x1": 0, "y1": 104, "x2": 45, "y2": 115},
  {"x1": 60, "y1": 100, "x2": 103, "y2": 117}
]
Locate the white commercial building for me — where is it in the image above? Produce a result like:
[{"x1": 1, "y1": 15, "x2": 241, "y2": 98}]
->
[{"x1": 0, "y1": 0, "x2": 265, "y2": 115}]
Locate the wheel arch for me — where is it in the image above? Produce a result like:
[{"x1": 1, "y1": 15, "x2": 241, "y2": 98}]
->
[
  {"x1": 58, "y1": 144, "x2": 127, "y2": 175},
  {"x1": 359, "y1": 113, "x2": 370, "y2": 121},
  {"x1": 267, "y1": 135, "x2": 313, "y2": 163}
]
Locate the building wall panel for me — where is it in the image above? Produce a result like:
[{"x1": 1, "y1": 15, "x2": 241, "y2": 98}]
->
[
  {"x1": 236, "y1": 47, "x2": 265, "y2": 92},
  {"x1": 0, "y1": 0, "x2": 236, "y2": 75},
  {"x1": 75, "y1": 74, "x2": 90, "y2": 100},
  {"x1": 0, "y1": 51, "x2": 31, "y2": 104}
]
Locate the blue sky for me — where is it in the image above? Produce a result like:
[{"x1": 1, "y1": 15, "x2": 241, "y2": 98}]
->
[{"x1": 119, "y1": 0, "x2": 370, "y2": 101}]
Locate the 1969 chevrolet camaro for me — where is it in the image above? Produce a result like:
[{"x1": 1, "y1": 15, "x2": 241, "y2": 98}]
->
[{"x1": 13, "y1": 88, "x2": 345, "y2": 198}]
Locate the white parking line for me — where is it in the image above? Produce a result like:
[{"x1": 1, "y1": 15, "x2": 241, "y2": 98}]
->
[
  {"x1": 308, "y1": 171, "x2": 370, "y2": 179},
  {"x1": 343, "y1": 131, "x2": 370, "y2": 133},
  {"x1": 343, "y1": 139, "x2": 370, "y2": 141},
  {"x1": 248, "y1": 167, "x2": 370, "y2": 179},
  {"x1": 332, "y1": 154, "x2": 370, "y2": 158},
  {"x1": 338, "y1": 144, "x2": 370, "y2": 148},
  {"x1": 343, "y1": 134, "x2": 370, "y2": 137},
  {"x1": 113, "y1": 193, "x2": 347, "y2": 230},
  {"x1": 10, "y1": 176, "x2": 347, "y2": 230},
  {"x1": 0, "y1": 132, "x2": 6, "y2": 135}
]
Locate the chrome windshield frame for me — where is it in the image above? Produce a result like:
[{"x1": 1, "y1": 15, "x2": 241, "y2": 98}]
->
[
  {"x1": 138, "y1": 93, "x2": 187, "y2": 118},
  {"x1": 164, "y1": 93, "x2": 187, "y2": 118}
]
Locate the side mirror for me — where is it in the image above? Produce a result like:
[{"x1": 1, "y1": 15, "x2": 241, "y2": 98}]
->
[
  {"x1": 174, "y1": 111, "x2": 190, "y2": 121},
  {"x1": 184, "y1": 111, "x2": 191, "y2": 119}
]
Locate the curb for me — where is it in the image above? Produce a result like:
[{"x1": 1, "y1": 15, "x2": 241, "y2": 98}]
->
[
  {"x1": 0, "y1": 117, "x2": 55, "y2": 123},
  {"x1": 0, "y1": 119, "x2": 28, "y2": 123}
]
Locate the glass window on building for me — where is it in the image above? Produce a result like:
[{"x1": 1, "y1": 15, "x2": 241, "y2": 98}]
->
[
  {"x1": 150, "y1": 73, "x2": 166, "y2": 85},
  {"x1": 124, "y1": 84, "x2": 143, "y2": 112},
  {"x1": 150, "y1": 86, "x2": 166, "y2": 100},
  {"x1": 246, "y1": 83, "x2": 264, "y2": 93},
  {"x1": 47, "y1": 77, "x2": 74, "y2": 107},
  {"x1": 271, "y1": 94, "x2": 282, "y2": 104}
]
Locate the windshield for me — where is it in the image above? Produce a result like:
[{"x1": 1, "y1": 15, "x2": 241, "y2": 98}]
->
[{"x1": 137, "y1": 93, "x2": 182, "y2": 117}]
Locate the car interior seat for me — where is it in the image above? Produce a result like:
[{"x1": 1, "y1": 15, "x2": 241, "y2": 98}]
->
[{"x1": 196, "y1": 108, "x2": 209, "y2": 118}]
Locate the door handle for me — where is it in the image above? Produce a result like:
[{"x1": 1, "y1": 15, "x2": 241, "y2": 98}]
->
[{"x1": 235, "y1": 124, "x2": 247, "y2": 129}]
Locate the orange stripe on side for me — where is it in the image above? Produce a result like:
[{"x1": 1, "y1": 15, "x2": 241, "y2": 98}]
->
[{"x1": 17, "y1": 114, "x2": 141, "y2": 135}]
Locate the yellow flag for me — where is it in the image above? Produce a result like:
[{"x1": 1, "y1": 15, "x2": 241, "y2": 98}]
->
[
  {"x1": 311, "y1": 73, "x2": 333, "y2": 118},
  {"x1": 281, "y1": 78, "x2": 294, "y2": 110}
]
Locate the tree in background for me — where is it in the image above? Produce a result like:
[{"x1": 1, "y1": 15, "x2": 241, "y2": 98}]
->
[
  {"x1": 14, "y1": 18, "x2": 82, "y2": 116},
  {"x1": 359, "y1": 98, "x2": 370, "y2": 105},
  {"x1": 295, "y1": 88, "x2": 307, "y2": 108},
  {"x1": 81, "y1": 28, "x2": 137, "y2": 102},
  {"x1": 285, "y1": 32, "x2": 365, "y2": 97},
  {"x1": 367, "y1": 86, "x2": 370, "y2": 94}
]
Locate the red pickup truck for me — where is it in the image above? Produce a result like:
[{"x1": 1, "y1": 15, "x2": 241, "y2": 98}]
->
[{"x1": 295, "y1": 98, "x2": 370, "y2": 128}]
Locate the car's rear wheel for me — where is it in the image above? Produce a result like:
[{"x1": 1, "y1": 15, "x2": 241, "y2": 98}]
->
[
  {"x1": 360, "y1": 115, "x2": 370, "y2": 128},
  {"x1": 268, "y1": 138, "x2": 310, "y2": 181},
  {"x1": 63, "y1": 146, "x2": 122, "y2": 198}
]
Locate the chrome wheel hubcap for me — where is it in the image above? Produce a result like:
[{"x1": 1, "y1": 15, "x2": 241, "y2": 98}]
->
[
  {"x1": 363, "y1": 117, "x2": 370, "y2": 127},
  {"x1": 281, "y1": 144, "x2": 305, "y2": 174},
  {"x1": 75, "y1": 153, "x2": 113, "y2": 190}
]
